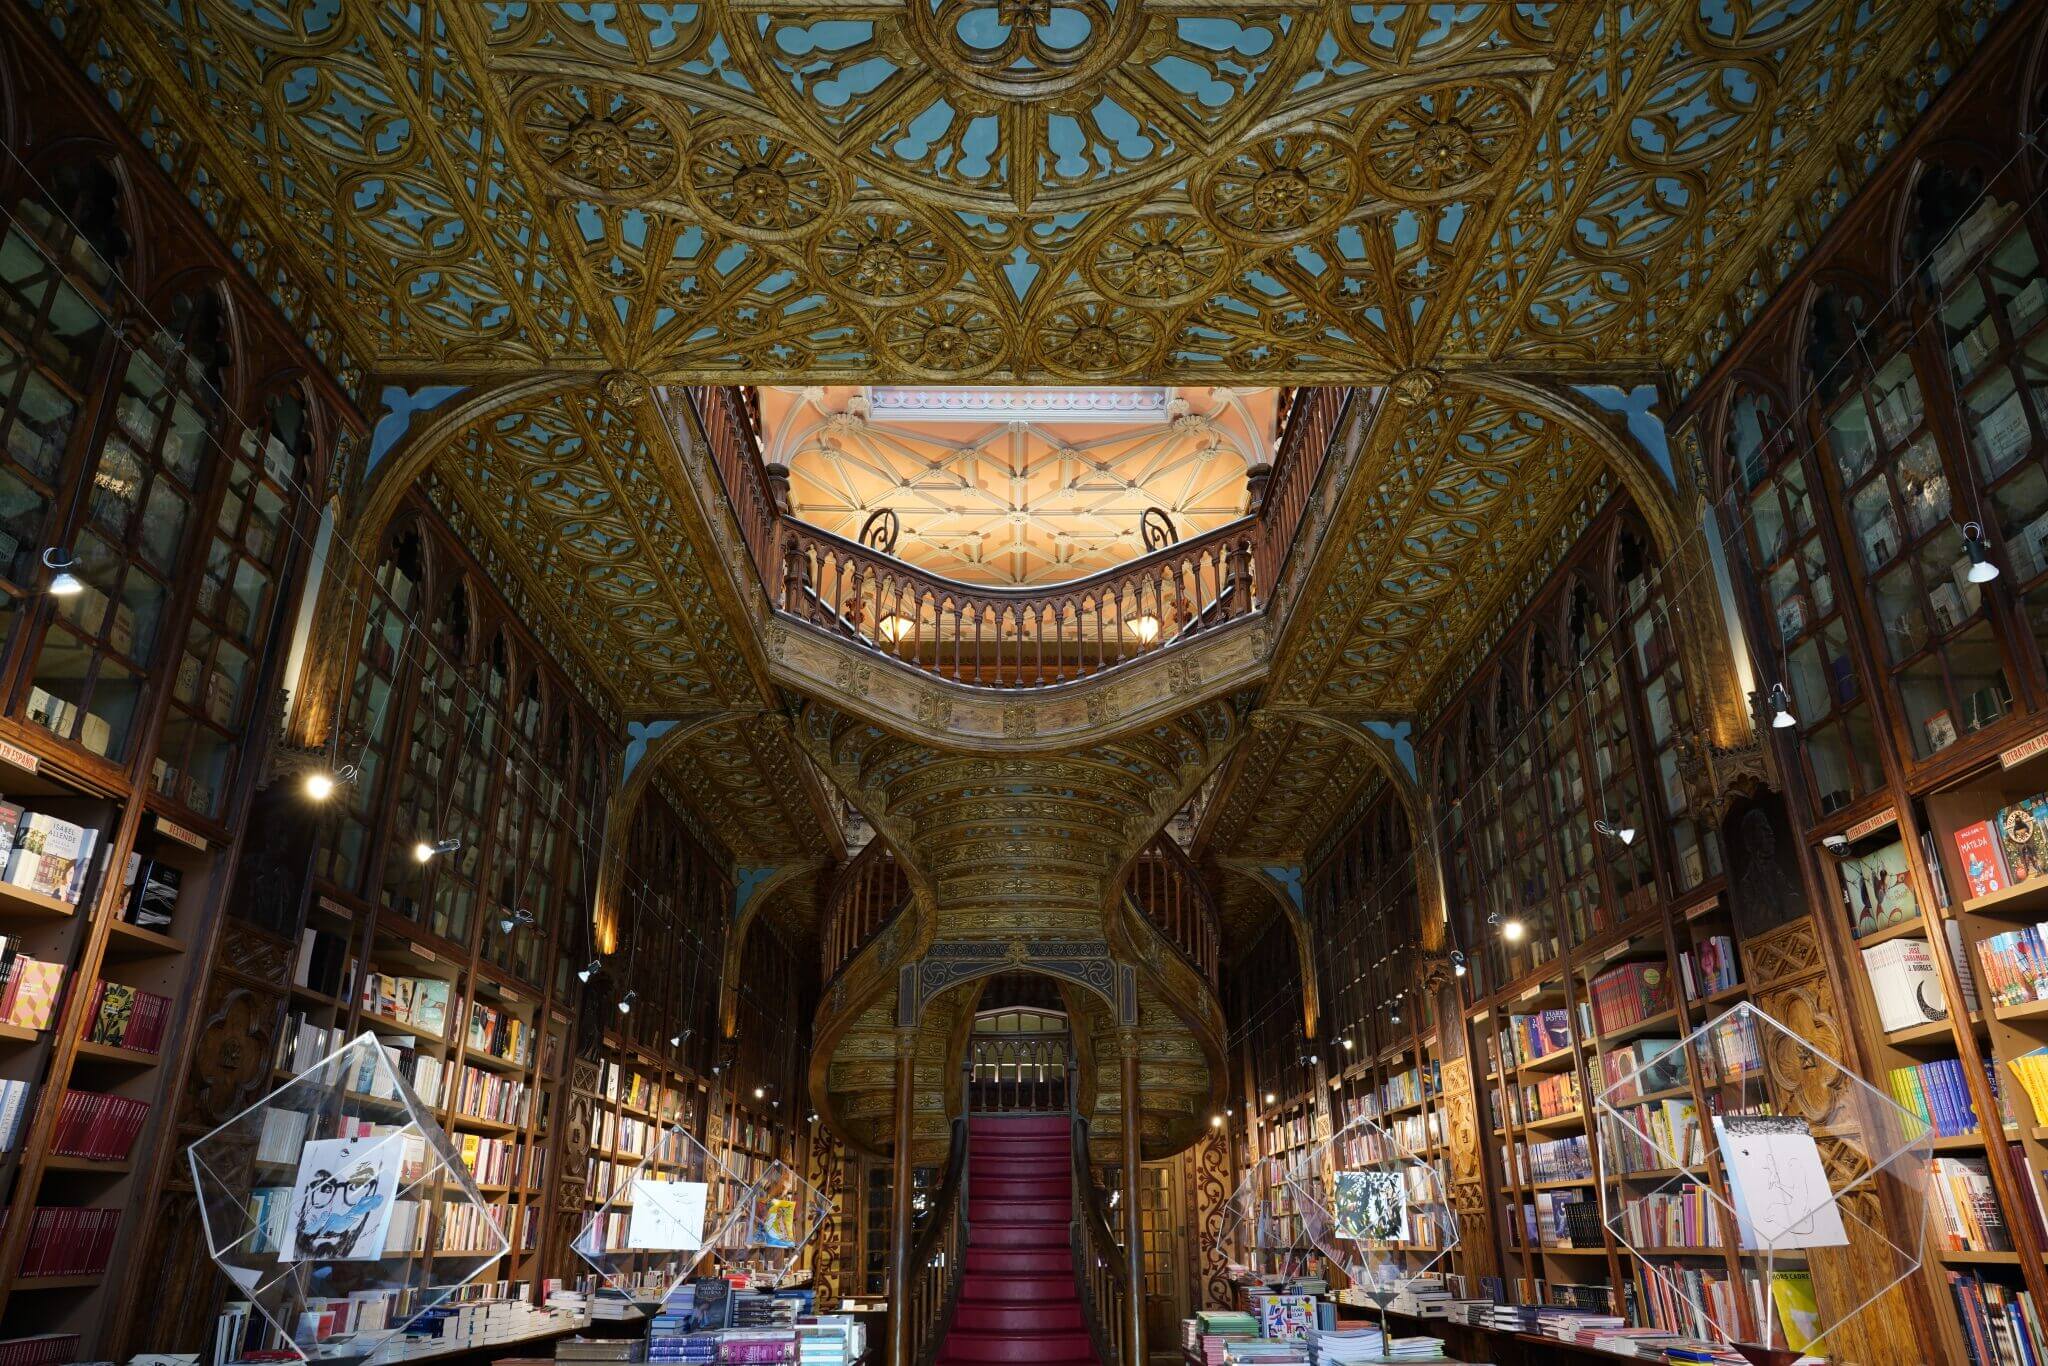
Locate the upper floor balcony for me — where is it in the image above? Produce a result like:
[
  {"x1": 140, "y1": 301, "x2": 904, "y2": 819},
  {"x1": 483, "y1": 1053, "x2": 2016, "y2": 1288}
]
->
[{"x1": 680, "y1": 383, "x2": 1355, "y2": 690}]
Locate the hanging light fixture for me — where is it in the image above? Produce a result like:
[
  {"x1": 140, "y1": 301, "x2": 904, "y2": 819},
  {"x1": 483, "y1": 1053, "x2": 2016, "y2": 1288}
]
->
[
  {"x1": 1451, "y1": 950, "x2": 1467, "y2": 978},
  {"x1": 670, "y1": 1026, "x2": 694, "y2": 1049},
  {"x1": 1263, "y1": 1091, "x2": 1277, "y2": 1105},
  {"x1": 40, "y1": 548, "x2": 81, "y2": 597},
  {"x1": 1593, "y1": 819, "x2": 1636, "y2": 846},
  {"x1": 753, "y1": 1086, "x2": 767, "y2": 1100},
  {"x1": 1130, "y1": 614, "x2": 1161, "y2": 644},
  {"x1": 878, "y1": 614, "x2": 915, "y2": 644},
  {"x1": 1964, "y1": 521, "x2": 2002, "y2": 584},
  {"x1": 1211, "y1": 1114, "x2": 1225, "y2": 1128},
  {"x1": 578, "y1": 957, "x2": 601, "y2": 983},
  {"x1": 617, "y1": 990, "x2": 637, "y2": 1014},
  {"x1": 1340, "y1": 1037, "x2": 1354, "y2": 1052},
  {"x1": 498, "y1": 906, "x2": 535, "y2": 936},
  {"x1": 1501, "y1": 916, "x2": 1526, "y2": 942},
  {"x1": 1767, "y1": 682, "x2": 1796, "y2": 729},
  {"x1": 413, "y1": 836, "x2": 460, "y2": 864}
]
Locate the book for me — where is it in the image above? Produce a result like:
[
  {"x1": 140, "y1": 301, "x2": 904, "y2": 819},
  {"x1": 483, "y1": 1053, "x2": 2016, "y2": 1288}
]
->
[
  {"x1": 3, "y1": 813, "x2": 96, "y2": 905},
  {"x1": 1953, "y1": 821, "x2": 2012, "y2": 901},
  {"x1": 1862, "y1": 938, "x2": 1946, "y2": 1032},
  {"x1": 124, "y1": 859, "x2": 180, "y2": 930},
  {"x1": 1, "y1": 959, "x2": 61, "y2": 1030}
]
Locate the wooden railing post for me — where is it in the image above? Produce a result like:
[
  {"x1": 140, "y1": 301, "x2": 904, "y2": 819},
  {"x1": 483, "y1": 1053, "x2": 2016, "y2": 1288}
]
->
[
  {"x1": 889, "y1": 1026, "x2": 918, "y2": 1366},
  {"x1": 1118, "y1": 1028, "x2": 1145, "y2": 1366}
]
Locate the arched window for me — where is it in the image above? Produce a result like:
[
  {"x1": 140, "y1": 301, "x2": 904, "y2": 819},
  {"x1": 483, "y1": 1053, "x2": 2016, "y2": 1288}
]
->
[
  {"x1": 28, "y1": 284, "x2": 229, "y2": 766},
  {"x1": 381, "y1": 580, "x2": 474, "y2": 938},
  {"x1": 318, "y1": 526, "x2": 423, "y2": 891},
  {"x1": 1919, "y1": 156, "x2": 2048, "y2": 692},
  {"x1": 0, "y1": 158, "x2": 125, "y2": 653},
  {"x1": 1811, "y1": 264, "x2": 2018, "y2": 765},
  {"x1": 1616, "y1": 527, "x2": 1723, "y2": 895},
  {"x1": 1724, "y1": 381, "x2": 1883, "y2": 813}
]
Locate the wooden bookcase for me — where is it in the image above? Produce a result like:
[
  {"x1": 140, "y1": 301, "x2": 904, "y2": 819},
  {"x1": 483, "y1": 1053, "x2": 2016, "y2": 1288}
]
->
[{"x1": 0, "y1": 36, "x2": 357, "y2": 1353}]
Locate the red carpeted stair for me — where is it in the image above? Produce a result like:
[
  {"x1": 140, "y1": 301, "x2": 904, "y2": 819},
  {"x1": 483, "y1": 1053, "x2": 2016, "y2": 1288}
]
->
[{"x1": 938, "y1": 1114, "x2": 1099, "y2": 1365}]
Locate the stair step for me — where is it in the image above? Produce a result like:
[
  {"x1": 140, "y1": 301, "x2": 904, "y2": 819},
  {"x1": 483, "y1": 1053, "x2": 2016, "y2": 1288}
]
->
[
  {"x1": 964, "y1": 1247, "x2": 1069, "y2": 1274},
  {"x1": 969, "y1": 1221, "x2": 1068, "y2": 1248},
  {"x1": 971, "y1": 1137, "x2": 1069, "y2": 1154},
  {"x1": 951, "y1": 1302, "x2": 1085, "y2": 1334},
  {"x1": 970, "y1": 1116, "x2": 1069, "y2": 1136},
  {"x1": 939, "y1": 1358, "x2": 1098, "y2": 1366},
  {"x1": 969, "y1": 1178, "x2": 1067, "y2": 1202},
  {"x1": 970, "y1": 1204, "x2": 1068, "y2": 1226},
  {"x1": 956, "y1": 1274, "x2": 1079, "y2": 1303},
  {"x1": 937, "y1": 1332, "x2": 1096, "y2": 1362},
  {"x1": 970, "y1": 1157, "x2": 1067, "y2": 1176}
]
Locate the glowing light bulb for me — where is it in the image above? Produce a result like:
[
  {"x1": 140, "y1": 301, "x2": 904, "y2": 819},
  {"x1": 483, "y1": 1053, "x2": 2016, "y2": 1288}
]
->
[
  {"x1": 1130, "y1": 614, "x2": 1161, "y2": 644},
  {"x1": 304, "y1": 771, "x2": 336, "y2": 801}
]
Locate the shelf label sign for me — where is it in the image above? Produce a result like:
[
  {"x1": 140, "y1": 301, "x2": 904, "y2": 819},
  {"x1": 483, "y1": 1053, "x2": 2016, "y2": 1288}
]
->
[
  {"x1": 154, "y1": 815, "x2": 207, "y2": 850},
  {"x1": 2002, "y1": 729, "x2": 2048, "y2": 769},
  {"x1": 1844, "y1": 807, "x2": 1897, "y2": 842},
  {"x1": 0, "y1": 740, "x2": 39, "y2": 775}
]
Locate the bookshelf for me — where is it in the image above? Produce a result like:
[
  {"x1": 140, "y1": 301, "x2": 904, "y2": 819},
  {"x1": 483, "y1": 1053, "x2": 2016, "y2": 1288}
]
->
[{"x1": 0, "y1": 52, "x2": 355, "y2": 1356}]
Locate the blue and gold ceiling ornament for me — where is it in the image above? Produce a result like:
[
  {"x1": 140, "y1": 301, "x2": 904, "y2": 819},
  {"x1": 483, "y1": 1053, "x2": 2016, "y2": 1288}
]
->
[{"x1": 38, "y1": 0, "x2": 2000, "y2": 387}]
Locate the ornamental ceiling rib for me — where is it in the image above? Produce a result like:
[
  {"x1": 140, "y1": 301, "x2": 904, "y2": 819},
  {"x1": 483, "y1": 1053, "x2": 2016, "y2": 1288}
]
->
[{"x1": 57, "y1": 0, "x2": 1990, "y2": 387}]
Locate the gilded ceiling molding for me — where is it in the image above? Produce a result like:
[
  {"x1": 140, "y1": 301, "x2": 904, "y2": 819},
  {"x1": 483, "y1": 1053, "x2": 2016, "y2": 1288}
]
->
[
  {"x1": 1214, "y1": 860, "x2": 1321, "y2": 1038},
  {"x1": 350, "y1": 375, "x2": 581, "y2": 557},
  {"x1": 761, "y1": 614, "x2": 1269, "y2": 754}
]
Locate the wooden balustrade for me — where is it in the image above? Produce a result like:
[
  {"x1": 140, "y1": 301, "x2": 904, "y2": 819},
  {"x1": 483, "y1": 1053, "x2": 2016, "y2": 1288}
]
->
[
  {"x1": 1123, "y1": 836, "x2": 1220, "y2": 987},
  {"x1": 908, "y1": 1115, "x2": 970, "y2": 1366},
  {"x1": 820, "y1": 842, "x2": 910, "y2": 984},
  {"x1": 1255, "y1": 385, "x2": 1348, "y2": 596},
  {"x1": 1068, "y1": 1075, "x2": 1131, "y2": 1366},
  {"x1": 681, "y1": 383, "x2": 784, "y2": 590},
  {"x1": 678, "y1": 384, "x2": 1352, "y2": 692},
  {"x1": 779, "y1": 519, "x2": 1257, "y2": 689},
  {"x1": 966, "y1": 1031, "x2": 1071, "y2": 1113}
]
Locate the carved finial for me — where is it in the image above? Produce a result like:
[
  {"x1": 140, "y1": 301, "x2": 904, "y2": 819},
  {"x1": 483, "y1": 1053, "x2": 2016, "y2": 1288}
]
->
[
  {"x1": 1388, "y1": 366, "x2": 1443, "y2": 407},
  {"x1": 599, "y1": 370, "x2": 651, "y2": 409}
]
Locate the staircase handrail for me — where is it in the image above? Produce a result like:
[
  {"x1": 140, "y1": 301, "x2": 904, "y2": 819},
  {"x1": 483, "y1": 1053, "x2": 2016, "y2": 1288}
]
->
[
  {"x1": 1068, "y1": 1058, "x2": 1131, "y2": 1366},
  {"x1": 1121, "y1": 835, "x2": 1221, "y2": 988},
  {"x1": 908, "y1": 1111, "x2": 971, "y2": 1366},
  {"x1": 820, "y1": 842, "x2": 912, "y2": 986}
]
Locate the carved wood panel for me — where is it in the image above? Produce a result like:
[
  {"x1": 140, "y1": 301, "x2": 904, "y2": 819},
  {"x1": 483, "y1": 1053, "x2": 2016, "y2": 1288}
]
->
[{"x1": 1746, "y1": 916, "x2": 1925, "y2": 1366}]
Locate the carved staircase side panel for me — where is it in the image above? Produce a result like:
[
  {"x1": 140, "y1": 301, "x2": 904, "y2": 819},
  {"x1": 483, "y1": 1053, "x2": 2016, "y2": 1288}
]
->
[{"x1": 1745, "y1": 917, "x2": 1926, "y2": 1366}]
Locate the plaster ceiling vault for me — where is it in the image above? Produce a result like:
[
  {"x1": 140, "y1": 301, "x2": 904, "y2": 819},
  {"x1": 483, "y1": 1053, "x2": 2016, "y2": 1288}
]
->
[{"x1": 764, "y1": 385, "x2": 1274, "y2": 586}]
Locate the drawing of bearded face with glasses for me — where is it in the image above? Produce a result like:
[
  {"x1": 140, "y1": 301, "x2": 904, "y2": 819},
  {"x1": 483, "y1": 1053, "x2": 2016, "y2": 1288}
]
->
[{"x1": 294, "y1": 1158, "x2": 387, "y2": 1259}]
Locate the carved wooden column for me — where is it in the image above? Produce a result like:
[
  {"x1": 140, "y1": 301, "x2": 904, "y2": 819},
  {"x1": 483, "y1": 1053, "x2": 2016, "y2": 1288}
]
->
[
  {"x1": 888, "y1": 1026, "x2": 918, "y2": 1366},
  {"x1": 1119, "y1": 1027, "x2": 1146, "y2": 1365}
]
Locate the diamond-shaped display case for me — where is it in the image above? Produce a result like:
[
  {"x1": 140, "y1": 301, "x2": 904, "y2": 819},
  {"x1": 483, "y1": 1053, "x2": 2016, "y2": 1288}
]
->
[
  {"x1": 1285, "y1": 1113, "x2": 1459, "y2": 1307},
  {"x1": 712, "y1": 1156, "x2": 832, "y2": 1285},
  {"x1": 1593, "y1": 1002, "x2": 1932, "y2": 1363},
  {"x1": 1219, "y1": 1163, "x2": 1318, "y2": 1287},
  {"x1": 573, "y1": 1122, "x2": 748, "y2": 1301},
  {"x1": 189, "y1": 1032, "x2": 511, "y2": 1364}
]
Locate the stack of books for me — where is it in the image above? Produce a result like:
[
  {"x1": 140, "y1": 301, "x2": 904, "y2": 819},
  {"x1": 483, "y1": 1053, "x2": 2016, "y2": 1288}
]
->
[
  {"x1": 1190, "y1": 1309, "x2": 1260, "y2": 1366},
  {"x1": 1301, "y1": 1325, "x2": 1385, "y2": 1365},
  {"x1": 1931, "y1": 1155, "x2": 2014, "y2": 1252},
  {"x1": 0, "y1": 953, "x2": 61, "y2": 1031},
  {"x1": 557, "y1": 1338, "x2": 646, "y2": 1362},
  {"x1": 1678, "y1": 935, "x2": 1741, "y2": 1001},
  {"x1": 1589, "y1": 960, "x2": 1676, "y2": 1035},
  {"x1": 0, "y1": 1078, "x2": 30, "y2": 1151},
  {"x1": 0, "y1": 808, "x2": 97, "y2": 905},
  {"x1": 49, "y1": 1089, "x2": 148, "y2": 1161},
  {"x1": 361, "y1": 972, "x2": 452, "y2": 1037},
  {"x1": 16, "y1": 1205, "x2": 119, "y2": 1276},
  {"x1": 84, "y1": 980, "x2": 170, "y2": 1053},
  {"x1": 793, "y1": 1316, "x2": 860, "y2": 1366},
  {"x1": 1888, "y1": 1056, "x2": 1997, "y2": 1136}
]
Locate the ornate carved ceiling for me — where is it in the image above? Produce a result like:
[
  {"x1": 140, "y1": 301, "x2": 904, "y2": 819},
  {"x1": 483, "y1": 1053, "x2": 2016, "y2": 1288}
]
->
[
  {"x1": 1265, "y1": 384, "x2": 1618, "y2": 713},
  {"x1": 27, "y1": 0, "x2": 2010, "y2": 928},
  {"x1": 765, "y1": 385, "x2": 1271, "y2": 585},
  {"x1": 54, "y1": 0, "x2": 1987, "y2": 387},
  {"x1": 792, "y1": 692, "x2": 1251, "y2": 934}
]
